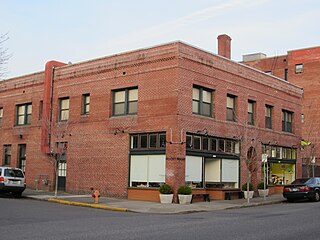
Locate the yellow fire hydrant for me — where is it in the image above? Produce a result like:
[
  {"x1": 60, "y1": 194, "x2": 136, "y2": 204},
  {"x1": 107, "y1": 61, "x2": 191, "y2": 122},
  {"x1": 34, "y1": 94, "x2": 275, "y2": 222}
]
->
[{"x1": 90, "y1": 187, "x2": 100, "y2": 204}]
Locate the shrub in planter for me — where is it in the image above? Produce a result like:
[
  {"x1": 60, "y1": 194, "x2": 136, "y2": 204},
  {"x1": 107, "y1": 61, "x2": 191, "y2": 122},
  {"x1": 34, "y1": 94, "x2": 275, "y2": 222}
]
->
[
  {"x1": 178, "y1": 185, "x2": 192, "y2": 195},
  {"x1": 257, "y1": 182, "x2": 269, "y2": 197},
  {"x1": 159, "y1": 184, "x2": 173, "y2": 194},
  {"x1": 257, "y1": 182, "x2": 268, "y2": 189},
  {"x1": 242, "y1": 183, "x2": 254, "y2": 199},
  {"x1": 159, "y1": 184, "x2": 173, "y2": 204},
  {"x1": 241, "y1": 183, "x2": 253, "y2": 191},
  {"x1": 178, "y1": 185, "x2": 192, "y2": 204}
]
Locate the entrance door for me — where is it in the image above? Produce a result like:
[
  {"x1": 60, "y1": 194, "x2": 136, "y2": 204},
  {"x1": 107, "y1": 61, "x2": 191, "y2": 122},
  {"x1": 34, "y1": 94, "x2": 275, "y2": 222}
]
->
[{"x1": 57, "y1": 161, "x2": 67, "y2": 191}]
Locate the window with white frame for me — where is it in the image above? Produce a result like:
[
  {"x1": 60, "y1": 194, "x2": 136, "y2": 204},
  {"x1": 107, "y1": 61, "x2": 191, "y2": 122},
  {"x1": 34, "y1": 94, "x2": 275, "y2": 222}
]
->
[
  {"x1": 130, "y1": 155, "x2": 165, "y2": 188},
  {"x1": 295, "y1": 64, "x2": 303, "y2": 74},
  {"x1": 16, "y1": 103, "x2": 32, "y2": 126}
]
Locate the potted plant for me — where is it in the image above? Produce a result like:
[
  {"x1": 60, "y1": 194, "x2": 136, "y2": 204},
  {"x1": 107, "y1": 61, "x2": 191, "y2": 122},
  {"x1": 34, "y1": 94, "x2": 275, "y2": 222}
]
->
[
  {"x1": 242, "y1": 183, "x2": 254, "y2": 199},
  {"x1": 257, "y1": 181, "x2": 269, "y2": 197},
  {"x1": 178, "y1": 185, "x2": 192, "y2": 204},
  {"x1": 159, "y1": 183, "x2": 173, "y2": 204}
]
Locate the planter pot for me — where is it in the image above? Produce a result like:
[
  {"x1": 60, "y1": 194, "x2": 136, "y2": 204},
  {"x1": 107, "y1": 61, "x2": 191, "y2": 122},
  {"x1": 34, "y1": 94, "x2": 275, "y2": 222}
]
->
[
  {"x1": 243, "y1": 191, "x2": 254, "y2": 199},
  {"x1": 258, "y1": 189, "x2": 269, "y2": 197},
  {"x1": 159, "y1": 194, "x2": 173, "y2": 204},
  {"x1": 178, "y1": 194, "x2": 192, "y2": 204}
]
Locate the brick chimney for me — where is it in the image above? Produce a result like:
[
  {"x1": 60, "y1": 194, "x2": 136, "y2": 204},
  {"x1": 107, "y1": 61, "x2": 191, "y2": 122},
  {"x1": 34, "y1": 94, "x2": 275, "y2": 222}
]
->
[{"x1": 217, "y1": 34, "x2": 232, "y2": 59}]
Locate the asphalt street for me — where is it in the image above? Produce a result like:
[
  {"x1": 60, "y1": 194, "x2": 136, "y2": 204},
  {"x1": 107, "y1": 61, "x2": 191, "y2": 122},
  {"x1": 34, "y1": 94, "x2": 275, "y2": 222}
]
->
[{"x1": 0, "y1": 196, "x2": 319, "y2": 240}]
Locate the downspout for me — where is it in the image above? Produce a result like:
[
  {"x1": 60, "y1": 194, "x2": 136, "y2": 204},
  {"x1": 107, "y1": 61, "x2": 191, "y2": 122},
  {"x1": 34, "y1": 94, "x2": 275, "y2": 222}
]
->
[{"x1": 48, "y1": 66, "x2": 55, "y2": 150}]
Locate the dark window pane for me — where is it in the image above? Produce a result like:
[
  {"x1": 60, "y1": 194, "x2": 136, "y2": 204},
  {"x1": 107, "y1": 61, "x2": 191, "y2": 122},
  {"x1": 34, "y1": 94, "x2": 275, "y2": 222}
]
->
[
  {"x1": 186, "y1": 135, "x2": 192, "y2": 149},
  {"x1": 194, "y1": 137, "x2": 201, "y2": 150},
  {"x1": 140, "y1": 135, "x2": 147, "y2": 148},
  {"x1": 149, "y1": 134, "x2": 157, "y2": 148},
  {"x1": 218, "y1": 139, "x2": 225, "y2": 152},
  {"x1": 202, "y1": 137, "x2": 209, "y2": 151},
  {"x1": 159, "y1": 134, "x2": 166, "y2": 148},
  {"x1": 225, "y1": 141, "x2": 232, "y2": 153},
  {"x1": 210, "y1": 138, "x2": 217, "y2": 151},
  {"x1": 131, "y1": 135, "x2": 138, "y2": 149}
]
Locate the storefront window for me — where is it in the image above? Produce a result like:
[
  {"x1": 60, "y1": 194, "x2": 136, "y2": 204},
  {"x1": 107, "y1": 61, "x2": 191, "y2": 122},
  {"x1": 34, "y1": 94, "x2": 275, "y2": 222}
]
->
[
  {"x1": 268, "y1": 163, "x2": 295, "y2": 185},
  {"x1": 186, "y1": 156, "x2": 239, "y2": 189}
]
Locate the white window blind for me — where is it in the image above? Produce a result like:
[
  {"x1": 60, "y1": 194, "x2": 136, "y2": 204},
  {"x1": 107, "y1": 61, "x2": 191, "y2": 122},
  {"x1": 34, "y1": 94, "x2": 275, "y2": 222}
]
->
[
  {"x1": 186, "y1": 156, "x2": 202, "y2": 182},
  {"x1": 221, "y1": 159, "x2": 239, "y2": 182},
  {"x1": 148, "y1": 155, "x2": 166, "y2": 182},
  {"x1": 130, "y1": 155, "x2": 148, "y2": 183},
  {"x1": 205, "y1": 158, "x2": 220, "y2": 182}
]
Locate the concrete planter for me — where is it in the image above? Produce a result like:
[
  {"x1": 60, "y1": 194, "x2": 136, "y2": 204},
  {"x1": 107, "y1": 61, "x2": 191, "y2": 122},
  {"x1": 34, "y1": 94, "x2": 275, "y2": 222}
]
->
[
  {"x1": 243, "y1": 191, "x2": 254, "y2": 199},
  {"x1": 258, "y1": 189, "x2": 269, "y2": 197},
  {"x1": 159, "y1": 194, "x2": 173, "y2": 204},
  {"x1": 178, "y1": 194, "x2": 192, "y2": 204}
]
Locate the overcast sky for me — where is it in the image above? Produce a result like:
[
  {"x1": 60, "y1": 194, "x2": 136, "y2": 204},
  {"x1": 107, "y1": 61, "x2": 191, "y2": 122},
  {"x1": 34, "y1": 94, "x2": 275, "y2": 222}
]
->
[{"x1": 1, "y1": 0, "x2": 319, "y2": 79}]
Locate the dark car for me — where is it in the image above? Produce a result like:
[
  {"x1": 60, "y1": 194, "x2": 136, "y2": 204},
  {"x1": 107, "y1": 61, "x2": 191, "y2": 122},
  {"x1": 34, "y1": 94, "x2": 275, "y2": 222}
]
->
[{"x1": 283, "y1": 177, "x2": 320, "y2": 202}]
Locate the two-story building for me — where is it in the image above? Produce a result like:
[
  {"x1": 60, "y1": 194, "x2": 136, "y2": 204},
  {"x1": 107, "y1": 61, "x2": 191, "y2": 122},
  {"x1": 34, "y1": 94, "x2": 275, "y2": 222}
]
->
[{"x1": 0, "y1": 35, "x2": 303, "y2": 201}]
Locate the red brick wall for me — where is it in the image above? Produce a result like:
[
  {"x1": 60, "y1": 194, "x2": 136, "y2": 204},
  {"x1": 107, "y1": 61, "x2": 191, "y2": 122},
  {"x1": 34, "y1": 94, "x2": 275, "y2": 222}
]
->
[{"x1": 0, "y1": 42, "x2": 303, "y2": 199}]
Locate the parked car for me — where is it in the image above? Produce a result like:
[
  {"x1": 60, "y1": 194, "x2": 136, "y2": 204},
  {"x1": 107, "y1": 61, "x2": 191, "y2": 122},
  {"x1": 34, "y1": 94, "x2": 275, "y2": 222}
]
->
[
  {"x1": 283, "y1": 177, "x2": 320, "y2": 202},
  {"x1": 0, "y1": 167, "x2": 26, "y2": 197}
]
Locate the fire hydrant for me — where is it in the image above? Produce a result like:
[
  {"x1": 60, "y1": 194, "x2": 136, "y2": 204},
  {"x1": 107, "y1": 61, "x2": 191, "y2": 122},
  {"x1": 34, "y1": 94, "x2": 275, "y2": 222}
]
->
[{"x1": 90, "y1": 187, "x2": 100, "y2": 204}]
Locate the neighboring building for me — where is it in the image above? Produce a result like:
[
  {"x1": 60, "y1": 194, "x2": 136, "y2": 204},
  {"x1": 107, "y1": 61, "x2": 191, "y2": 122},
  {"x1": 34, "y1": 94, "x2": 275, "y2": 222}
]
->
[
  {"x1": 242, "y1": 46, "x2": 320, "y2": 178},
  {"x1": 0, "y1": 35, "x2": 303, "y2": 202}
]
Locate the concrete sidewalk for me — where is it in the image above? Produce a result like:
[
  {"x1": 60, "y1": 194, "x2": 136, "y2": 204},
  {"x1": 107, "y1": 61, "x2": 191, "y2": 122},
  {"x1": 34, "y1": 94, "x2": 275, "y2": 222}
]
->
[{"x1": 23, "y1": 189, "x2": 286, "y2": 214}]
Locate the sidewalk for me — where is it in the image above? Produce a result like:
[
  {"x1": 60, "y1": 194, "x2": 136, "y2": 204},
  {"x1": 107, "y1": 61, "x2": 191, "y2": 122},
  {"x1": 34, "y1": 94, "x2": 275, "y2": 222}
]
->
[{"x1": 23, "y1": 189, "x2": 286, "y2": 214}]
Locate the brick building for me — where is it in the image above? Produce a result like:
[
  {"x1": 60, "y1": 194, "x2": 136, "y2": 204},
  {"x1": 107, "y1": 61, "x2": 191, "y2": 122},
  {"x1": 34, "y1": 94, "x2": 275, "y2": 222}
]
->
[
  {"x1": 242, "y1": 46, "x2": 320, "y2": 177},
  {"x1": 0, "y1": 35, "x2": 303, "y2": 201}
]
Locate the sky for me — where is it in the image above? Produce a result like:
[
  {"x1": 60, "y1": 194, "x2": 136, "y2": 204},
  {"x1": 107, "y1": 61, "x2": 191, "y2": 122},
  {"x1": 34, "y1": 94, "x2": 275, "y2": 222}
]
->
[{"x1": 1, "y1": 0, "x2": 320, "y2": 79}]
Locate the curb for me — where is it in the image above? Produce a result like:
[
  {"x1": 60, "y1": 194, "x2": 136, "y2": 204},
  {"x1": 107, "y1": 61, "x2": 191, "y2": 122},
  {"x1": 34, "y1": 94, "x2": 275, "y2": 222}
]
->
[{"x1": 48, "y1": 199, "x2": 128, "y2": 212}]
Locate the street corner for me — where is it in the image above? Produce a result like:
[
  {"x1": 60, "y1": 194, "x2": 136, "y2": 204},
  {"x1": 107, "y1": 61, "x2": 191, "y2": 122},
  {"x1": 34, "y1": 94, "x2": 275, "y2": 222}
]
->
[{"x1": 47, "y1": 198, "x2": 128, "y2": 212}]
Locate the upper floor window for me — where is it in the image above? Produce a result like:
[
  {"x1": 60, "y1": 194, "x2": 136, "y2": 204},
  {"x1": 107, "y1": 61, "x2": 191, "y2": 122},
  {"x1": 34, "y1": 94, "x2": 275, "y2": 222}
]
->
[
  {"x1": 16, "y1": 103, "x2": 32, "y2": 126},
  {"x1": 113, "y1": 88, "x2": 138, "y2": 116},
  {"x1": 192, "y1": 86, "x2": 212, "y2": 117},
  {"x1": 248, "y1": 100, "x2": 255, "y2": 126},
  {"x1": 3, "y1": 145, "x2": 11, "y2": 165},
  {"x1": 82, "y1": 94, "x2": 90, "y2": 115},
  {"x1": 226, "y1": 95, "x2": 236, "y2": 122},
  {"x1": 282, "y1": 110, "x2": 293, "y2": 133},
  {"x1": 265, "y1": 105, "x2": 273, "y2": 129},
  {"x1": 0, "y1": 107, "x2": 3, "y2": 127},
  {"x1": 59, "y1": 98, "x2": 69, "y2": 121},
  {"x1": 295, "y1": 64, "x2": 303, "y2": 74}
]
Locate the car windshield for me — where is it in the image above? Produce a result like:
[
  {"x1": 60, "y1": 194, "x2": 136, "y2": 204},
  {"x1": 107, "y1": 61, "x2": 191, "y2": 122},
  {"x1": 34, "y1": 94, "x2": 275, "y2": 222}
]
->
[
  {"x1": 4, "y1": 169, "x2": 24, "y2": 178},
  {"x1": 291, "y1": 178, "x2": 312, "y2": 185}
]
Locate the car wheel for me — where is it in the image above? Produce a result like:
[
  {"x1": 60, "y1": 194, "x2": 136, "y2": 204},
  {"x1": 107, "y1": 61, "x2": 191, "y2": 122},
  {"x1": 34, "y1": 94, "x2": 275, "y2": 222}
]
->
[
  {"x1": 287, "y1": 198, "x2": 295, "y2": 203},
  {"x1": 313, "y1": 191, "x2": 320, "y2": 202},
  {"x1": 13, "y1": 192, "x2": 22, "y2": 198}
]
